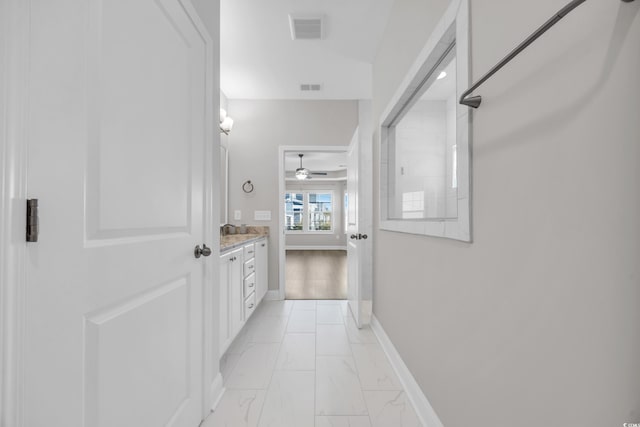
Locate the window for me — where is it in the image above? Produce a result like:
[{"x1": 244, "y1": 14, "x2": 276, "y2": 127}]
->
[
  {"x1": 284, "y1": 191, "x2": 333, "y2": 233},
  {"x1": 284, "y1": 192, "x2": 303, "y2": 231},
  {"x1": 379, "y1": 0, "x2": 471, "y2": 242},
  {"x1": 307, "y1": 192, "x2": 332, "y2": 231}
]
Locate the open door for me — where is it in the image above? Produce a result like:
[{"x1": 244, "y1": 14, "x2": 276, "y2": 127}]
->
[
  {"x1": 347, "y1": 101, "x2": 373, "y2": 327},
  {"x1": 20, "y1": 1, "x2": 215, "y2": 426}
]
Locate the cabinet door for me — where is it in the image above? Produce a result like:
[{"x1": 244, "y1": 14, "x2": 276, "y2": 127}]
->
[
  {"x1": 229, "y1": 247, "x2": 244, "y2": 338},
  {"x1": 219, "y1": 252, "x2": 232, "y2": 355},
  {"x1": 219, "y1": 247, "x2": 243, "y2": 356},
  {"x1": 255, "y1": 238, "x2": 268, "y2": 303}
]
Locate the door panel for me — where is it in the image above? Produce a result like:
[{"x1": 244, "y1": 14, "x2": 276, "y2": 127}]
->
[
  {"x1": 84, "y1": 278, "x2": 191, "y2": 427},
  {"x1": 347, "y1": 101, "x2": 373, "y2": 328},
  {"x1": 86, "y1": 0, "x2": 204, "y2": 239},
  {"x1": 347, "y1": 129, "x2": 362, "y2": 327},
  {"x1": 24, "y1": 1, "x2": 211, "y2": 426},
  {"x1": 347, "y1": 133, "x2": 361, "y2": 321}
]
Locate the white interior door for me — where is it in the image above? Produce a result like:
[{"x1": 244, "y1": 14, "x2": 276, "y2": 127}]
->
[
  {"x1": 347, "y1": 101, "x2": 373, "y2": 327},
  {"x1": 23, "y1": 1, "x2": 212, "y2": 426}
]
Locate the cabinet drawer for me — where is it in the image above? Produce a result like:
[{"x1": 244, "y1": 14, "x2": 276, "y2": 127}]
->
[
  {"x1": 243, "y1": 272, "x2": 256, "y2": 298},
  {"x1": 244, "y1": 292, "x2": 256, "y2": 319},
  {"x1": 243, "y1": 258, "x2": 255, "y2": 277},
  {"x1": 243, "y1": 243, "x2": 255, "y2": 260}
]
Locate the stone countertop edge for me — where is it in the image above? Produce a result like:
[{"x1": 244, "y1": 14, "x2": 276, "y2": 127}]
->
[{"x1": 220, "y1": 233, "x2": 268, "y2": 253}]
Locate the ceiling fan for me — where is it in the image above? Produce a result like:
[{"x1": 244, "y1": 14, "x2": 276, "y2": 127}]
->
[{"x1": 295, "y1": 154, "x2": 327, "y2": 180}]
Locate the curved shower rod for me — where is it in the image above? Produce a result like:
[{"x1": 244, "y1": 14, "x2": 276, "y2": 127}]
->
[{"x1": 460, "y1": 0, "x2": 636, "y2": 108}]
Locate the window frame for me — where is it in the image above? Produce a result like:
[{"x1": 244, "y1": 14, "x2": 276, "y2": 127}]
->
[{"x1": 378, "y1": 0, "x2": 472, "y2": 242}]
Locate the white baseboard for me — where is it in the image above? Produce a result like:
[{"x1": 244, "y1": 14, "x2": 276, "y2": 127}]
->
[
  {"x1": 209, "y1": 373, "x2": 225, "y2": 411},
  {"x1": 285, "y1": 245, "x2": 347, "y2": 251},
  {"x1": 370, "y1": 315, "x2": 444, "y2": 427},
  {"x1": 264, "y1": 290, "x2": 281, "y2": 301}
]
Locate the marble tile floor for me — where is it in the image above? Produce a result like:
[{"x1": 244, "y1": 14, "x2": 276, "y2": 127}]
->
[{"x1": 203, "y1": 299, "x2": 422, "y2": 427}]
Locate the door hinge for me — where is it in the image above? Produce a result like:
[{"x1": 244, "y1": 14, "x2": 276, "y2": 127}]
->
[{"x1": 26, "y1": 199, "x2": 39, "y2": 242}]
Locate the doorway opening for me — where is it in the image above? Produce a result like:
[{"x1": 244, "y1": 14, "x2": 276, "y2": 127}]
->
[{"x1": 278, "y1": 147, "x2": 348, "y2": 300}]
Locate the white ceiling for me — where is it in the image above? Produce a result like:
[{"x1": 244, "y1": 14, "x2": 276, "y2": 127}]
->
[
  {"x1": 220, "y1": 0, "x2": 394, "y2": 100},
  {"x1": 284, "y1": 151, "x2": 347, "y2": 172}
]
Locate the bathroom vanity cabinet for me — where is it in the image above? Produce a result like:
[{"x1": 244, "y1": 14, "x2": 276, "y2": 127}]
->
[{"x1": 219, "y1": 236, "x2": 268, "y2": 356}]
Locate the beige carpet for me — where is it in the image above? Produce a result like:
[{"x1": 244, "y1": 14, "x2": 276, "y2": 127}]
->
[{"x1": 285, "y1": 250, "x2": 347, "y2": 300}]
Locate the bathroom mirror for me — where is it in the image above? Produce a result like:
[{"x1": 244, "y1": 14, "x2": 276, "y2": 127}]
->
[
  {"x1": 220, "y1": 144, "x2": 228, "y2": 224},
  {"x1": 379, "y1": 0, "x2": 471, "y2": 242}
]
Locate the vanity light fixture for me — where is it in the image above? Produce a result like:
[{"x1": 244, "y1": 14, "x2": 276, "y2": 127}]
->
[{"x1": 219, "y1": 108, "x2": 234, "y2": 135}]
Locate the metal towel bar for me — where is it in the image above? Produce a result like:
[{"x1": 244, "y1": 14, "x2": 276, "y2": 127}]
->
[{"x1": 460, "y1": 0, "x2": 635, "y2": 108}]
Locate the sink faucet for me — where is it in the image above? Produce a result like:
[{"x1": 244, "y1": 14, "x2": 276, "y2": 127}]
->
[{"x1": 220, "y1": 224, "x2": 235, "y2": 236}]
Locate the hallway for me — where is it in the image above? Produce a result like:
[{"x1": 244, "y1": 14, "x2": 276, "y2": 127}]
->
[
  {"x1": 2, "y1": 0, "x2": 638, "y2": 425},
  {"x1": 206, "y1": 299, "x2": 420, "y2": 427}
]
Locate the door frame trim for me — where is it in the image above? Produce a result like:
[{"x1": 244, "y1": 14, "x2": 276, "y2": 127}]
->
[
  {"x1": 277, "y1": 145, "x2": 348, "y2": 300},
  {"x1": 0, "y1": 0, "x2": 29, "y2": 426}
]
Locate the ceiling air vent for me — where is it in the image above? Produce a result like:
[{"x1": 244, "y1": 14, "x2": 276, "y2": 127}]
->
[
  {"x1": 300, "y1": 84, "x2": 322, "y2": 92},
  {"x1": 289, "y1": 15, "x2": 323, "y2": 40}
]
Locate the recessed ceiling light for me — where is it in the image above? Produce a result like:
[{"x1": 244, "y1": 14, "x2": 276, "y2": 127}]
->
[{"x1": 437, "y1": 71, "x2": 447, "y2": 80}]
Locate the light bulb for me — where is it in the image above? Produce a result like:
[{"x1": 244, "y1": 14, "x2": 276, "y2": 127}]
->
[{"x1": 221, "y1": 117, "x2": 234, "y2": 132}]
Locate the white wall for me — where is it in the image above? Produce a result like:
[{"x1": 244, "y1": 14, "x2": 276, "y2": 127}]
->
[
  {"x1": 220, "y1": 91, "x2": 229, "y2": 223},
  {"x1": 227, "y1": 100, "x2": 358, "y2": 290},
  {"x1": 372, "y1": 1, "x2": 640, "y2": 427},
  {"x1": 285, "y1": 180, "x2": 347, "y2": 248},
  {"x1": 220, "y1": 90, "x2": 229, "y2": 149}
]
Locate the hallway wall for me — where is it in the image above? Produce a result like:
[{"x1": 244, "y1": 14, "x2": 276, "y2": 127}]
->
[
  {"x1": 227, "y1": 100, "x2": 358, "y2": 291},
  {"x1": 371, "y1": 1, "x2": 640, "y2": 427}
]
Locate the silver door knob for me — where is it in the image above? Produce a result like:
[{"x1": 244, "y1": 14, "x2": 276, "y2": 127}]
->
[
  {"x1": 194, "y1": 244, "x2": 212, "y2": 258},
  {"x1": 350, "y1": 234, "x2": 368, "y2": 240}
]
